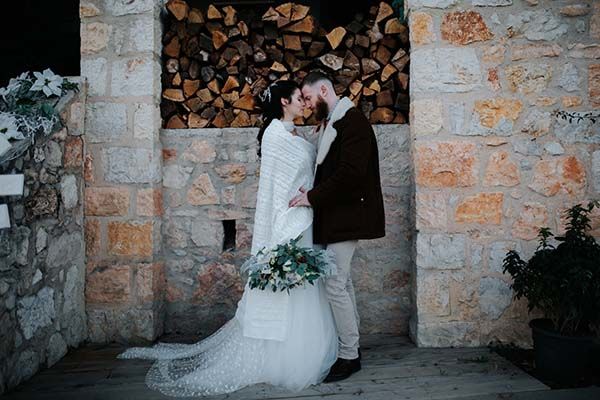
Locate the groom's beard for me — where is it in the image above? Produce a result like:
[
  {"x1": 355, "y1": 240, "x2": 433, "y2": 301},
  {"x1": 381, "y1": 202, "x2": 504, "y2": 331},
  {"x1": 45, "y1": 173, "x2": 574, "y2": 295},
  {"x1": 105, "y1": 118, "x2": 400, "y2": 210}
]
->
[{"x1": 314, "y1": 96, "x2": 329, "y2": 122}]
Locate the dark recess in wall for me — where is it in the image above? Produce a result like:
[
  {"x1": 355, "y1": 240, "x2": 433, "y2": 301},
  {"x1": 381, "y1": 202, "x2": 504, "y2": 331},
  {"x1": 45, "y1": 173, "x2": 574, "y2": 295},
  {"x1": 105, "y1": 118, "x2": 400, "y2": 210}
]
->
[{"x1": 0, "y1": 0, "x2": 80, "y2": 86}]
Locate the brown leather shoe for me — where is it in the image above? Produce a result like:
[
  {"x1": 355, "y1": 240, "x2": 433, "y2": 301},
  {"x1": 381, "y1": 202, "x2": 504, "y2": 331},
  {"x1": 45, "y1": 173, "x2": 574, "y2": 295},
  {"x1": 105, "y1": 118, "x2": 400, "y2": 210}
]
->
[{"x1": 324, "y1": 357, "x2": 361, "y2": 382}]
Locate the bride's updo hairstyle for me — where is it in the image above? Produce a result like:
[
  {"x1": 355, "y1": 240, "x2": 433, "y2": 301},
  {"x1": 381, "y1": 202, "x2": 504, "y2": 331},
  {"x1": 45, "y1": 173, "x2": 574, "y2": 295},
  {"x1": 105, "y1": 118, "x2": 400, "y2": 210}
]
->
[{"x1": 256, "y1": 80, "x2": 299, "y2": 157}]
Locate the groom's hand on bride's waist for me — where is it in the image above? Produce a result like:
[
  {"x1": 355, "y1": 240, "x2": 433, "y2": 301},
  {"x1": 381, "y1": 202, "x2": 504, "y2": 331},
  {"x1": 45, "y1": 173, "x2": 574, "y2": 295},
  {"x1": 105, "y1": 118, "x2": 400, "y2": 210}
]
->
[{"x1": 289, "y1": 186, "x2": 311, "y2": 207}]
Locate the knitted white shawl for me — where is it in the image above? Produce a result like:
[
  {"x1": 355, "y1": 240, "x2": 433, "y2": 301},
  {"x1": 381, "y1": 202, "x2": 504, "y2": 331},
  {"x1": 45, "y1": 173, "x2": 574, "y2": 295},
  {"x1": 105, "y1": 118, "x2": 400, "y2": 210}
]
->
[{"x1": 250, "y1": 119, "x2": 316, "y2": 255}]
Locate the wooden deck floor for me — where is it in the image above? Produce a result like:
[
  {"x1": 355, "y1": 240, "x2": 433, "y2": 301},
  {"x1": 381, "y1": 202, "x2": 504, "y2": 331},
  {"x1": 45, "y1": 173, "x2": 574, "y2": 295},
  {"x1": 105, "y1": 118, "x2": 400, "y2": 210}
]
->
[{"x1": 4, "y1": 335, "x2": 600, "y2": 400}]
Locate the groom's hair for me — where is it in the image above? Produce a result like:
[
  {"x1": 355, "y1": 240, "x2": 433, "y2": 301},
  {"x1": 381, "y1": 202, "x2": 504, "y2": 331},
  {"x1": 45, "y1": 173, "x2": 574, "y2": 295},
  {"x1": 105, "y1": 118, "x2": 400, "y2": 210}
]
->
[{"x1": 301, "y1": 70, "x2": 333, "y2": 89}]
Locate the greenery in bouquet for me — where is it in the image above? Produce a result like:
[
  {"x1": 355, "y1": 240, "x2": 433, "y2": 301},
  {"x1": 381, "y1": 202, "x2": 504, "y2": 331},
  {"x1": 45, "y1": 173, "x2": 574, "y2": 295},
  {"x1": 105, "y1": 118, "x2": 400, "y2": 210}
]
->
[
  {"x1": 0, "y1": 69, "x2": 79, "y2": 165},
  {"x1": 241, "y1": 235, "x2": 337, "y2": 293}
]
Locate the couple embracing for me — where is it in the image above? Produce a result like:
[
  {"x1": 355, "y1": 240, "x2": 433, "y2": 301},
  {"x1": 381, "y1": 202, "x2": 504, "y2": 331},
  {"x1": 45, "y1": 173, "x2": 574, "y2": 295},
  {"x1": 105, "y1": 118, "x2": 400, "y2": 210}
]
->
[{"x1": 118, "y1": 71, "x2": 386, "y2": 397}]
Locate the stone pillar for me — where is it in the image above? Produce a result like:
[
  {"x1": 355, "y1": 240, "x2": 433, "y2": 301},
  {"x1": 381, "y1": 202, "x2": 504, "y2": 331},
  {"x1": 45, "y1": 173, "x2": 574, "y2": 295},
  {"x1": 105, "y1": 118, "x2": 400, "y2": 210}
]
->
[
  {"x1": 408, "y1": 0, "x2": 600, "y2": 347},
  {"x1": 80, "y1": 0, "x2": 165, "y2": 343}
]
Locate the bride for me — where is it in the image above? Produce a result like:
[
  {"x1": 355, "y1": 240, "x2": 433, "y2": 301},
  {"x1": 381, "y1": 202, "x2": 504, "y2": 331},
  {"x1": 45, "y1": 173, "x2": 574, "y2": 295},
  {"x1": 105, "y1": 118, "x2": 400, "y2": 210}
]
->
[{"x1": 117, "y1": 80, "x2": 338, "y2": 397}]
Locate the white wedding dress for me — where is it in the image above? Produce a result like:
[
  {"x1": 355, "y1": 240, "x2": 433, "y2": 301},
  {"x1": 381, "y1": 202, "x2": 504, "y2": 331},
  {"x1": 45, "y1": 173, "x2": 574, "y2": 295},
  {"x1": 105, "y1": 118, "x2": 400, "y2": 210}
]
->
[{"x1": 117, "y1": 119, "x2": 338, "y2": 397}]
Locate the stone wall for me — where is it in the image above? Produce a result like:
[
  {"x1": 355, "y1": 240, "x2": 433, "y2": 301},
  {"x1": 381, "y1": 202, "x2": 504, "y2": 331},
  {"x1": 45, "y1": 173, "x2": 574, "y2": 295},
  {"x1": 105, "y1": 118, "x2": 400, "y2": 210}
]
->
[
  {"x1": 80, "y1": 0, "x2": 166, "y2": 343},
  {"x1": 0, "y1": 79, "x2": 87, "y2": 394},
  {"x1": 408, "y1": 0, "x2": 600, "y2": 347},
  {"x1": 161, "y1": 125, "x2": 413, "y2": 336}
]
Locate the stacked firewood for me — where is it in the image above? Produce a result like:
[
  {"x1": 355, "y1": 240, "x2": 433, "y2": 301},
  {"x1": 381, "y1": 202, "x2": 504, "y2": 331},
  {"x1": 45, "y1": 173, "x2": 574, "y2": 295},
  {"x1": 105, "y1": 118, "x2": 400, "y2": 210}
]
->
[{"x1": 162, "y1": 0, "x2": 409, "y2": 128}]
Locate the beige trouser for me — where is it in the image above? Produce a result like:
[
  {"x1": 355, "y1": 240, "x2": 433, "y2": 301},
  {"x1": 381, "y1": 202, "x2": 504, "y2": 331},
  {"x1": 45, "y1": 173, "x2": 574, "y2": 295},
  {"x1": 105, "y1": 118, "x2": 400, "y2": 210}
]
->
[{"x1": 316, "y1": 240, "x2": 360, "y2": 360}]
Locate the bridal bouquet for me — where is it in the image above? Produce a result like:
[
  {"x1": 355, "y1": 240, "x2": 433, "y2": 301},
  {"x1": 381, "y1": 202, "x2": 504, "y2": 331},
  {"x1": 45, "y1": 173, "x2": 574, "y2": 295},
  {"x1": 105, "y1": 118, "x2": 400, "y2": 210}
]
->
[{"x1": 241, "y1": 236, "x2": 337, "y2": 293}]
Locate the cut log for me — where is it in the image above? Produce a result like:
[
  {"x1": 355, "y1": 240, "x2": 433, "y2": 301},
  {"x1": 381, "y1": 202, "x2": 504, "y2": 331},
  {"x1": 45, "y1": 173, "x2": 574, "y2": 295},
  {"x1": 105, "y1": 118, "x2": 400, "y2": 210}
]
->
[
  {"x1": 375, "y1": 45, "x2": 392, "y2": 65},
  {"x1": 369, "y1": 80, "x2": 381, "y2": 92},
  {"x1": 185, "y1": 97, "x2": 204, "y2": 113},
  {"x1": 254, "y1": 47, "x2": 267, "y2": 63},
  {"x1": 276, "y1": 2, "x2": 293, "y2": 19},
  {"x1": 163, "y1": 88, "x2": 185, "y2": 102},
  {"x1": 376, "y1": 90, "x2": 393, "y2": 106},
  {"x1": 207, "y1": 79, "x2": 220, "y2": 93},
  {"x1": 262, "y1": 7, "x2": 279, "y2": 22},
  {"x1": 320, "y1": 54, "x2": 344, "y2": 71},
  {"x1": 231, "y1": 111, "x2": 251, "y2": 127},
  {"x1": 222, "y1": 76, "x2": 240, "y2": 93},
  {"x1": 222, "y1": 6, "x2": 237, "y2": 26},
  {"x1": 238, "y1": 21, "x2": 249, "y2": 36},
  {"x1": 284, "y1": 15, "x2": 315, "y2": 33},
  {"x1": 188, "y1": 8, "x2": 204, "y2": 24},
  {"x1": 283, "y1": 34, "x2": 302, "y2": 50},
  {"x1": 381, "y1": 64, "x2": 397, "y2": 82},
  {"x1": 362, "y1": 86, "x2": 376, "y2": 96},
  {"x1": 212, "y1": 30, "x2": 228, "y2": 50},
  {"x1": 196, "y1": 88, "x2": 214, "y2": 103},
  {"x1": 375, "y1": 2, "x2": 394, "y2": 23},
  {"x1": 166, "y1": 58, "x2": 179, "y2": 73},
  {"x1": 166, "y1": 114, "x2": 187, "y2": 129},
  {"x1": 277, "y1": 16, "x2": 291, "y2": 28},
  {"x1": 349, "y1": 81, "x2": 363, "y2": 96},
  {"x1": 213, "y1": 97, "x2": 225, "y2": 108},
  {"x1": 166, "y1": 0, "x2": 189, "y2": 21},
  {"x1": 201, "y1": 66, "x2": 215, "y2": 82},
  {"x1": 385, "y1": 18, "x2": 405, "y2": 34},
  {"x1": 212, "y1": 111, "x2": 228, "y2": 128},
  {"x1": 188, "y1": 113, "x2": 210, "y2": 128},
  {"x1": 343, "y1": 51, "x2": 360, "y2": 71},
  {"x1": 307, "y1": 41, "x2": 326, "y2": 57},
  {"x1": 183, "y1": 79, "x2": 200, "y2": 98},
  {"x1": 396, "y1": 72, "x2": 409, "y2": 90},
  {"x1": 291, "y1": 4, "x2": 310, "y2": 21},
  {"x1": 370, "y1": 107, "x2": 394, "y2": 123},
  {"x1": 362, "y1": 58, "x2": 381, "y2": 75},
  {"x1": 164, "y1": 36, "x2": 180, "y2": 57},
  {"x1": 233, "y1": 94, "x2": 256, "y2": 111},
  {"x1": 356, "y1": 34, "x2": 370, "y2": 48},
  {"x1": 326, "y1": 27, "x2": 346, "y2": 50},
  {"x1": 270, "y1": 61, "x2": 287, "y2": 72},
  {"x1": 207, "y1": 5, "x2": 222, "y2": 20},
  {"x1": 222, "y1": 91, "x2": 240, "y2": 104},
  {"x1": 367, "y1": 23, "x2": 383, "y2": 44},
  {"x1": 172, "y1": 73, "x2": 182, "y2": 86}
]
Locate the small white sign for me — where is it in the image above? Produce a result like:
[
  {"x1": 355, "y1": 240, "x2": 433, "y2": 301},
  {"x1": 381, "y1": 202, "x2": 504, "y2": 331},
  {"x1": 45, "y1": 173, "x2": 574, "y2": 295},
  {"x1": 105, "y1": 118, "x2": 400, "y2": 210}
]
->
[
  {"x1": 0, "y1": 204, "x2": 10, "y2": 229},
  {"x1": 0, "y1": 174, "x2": 24, "y2": 196}
]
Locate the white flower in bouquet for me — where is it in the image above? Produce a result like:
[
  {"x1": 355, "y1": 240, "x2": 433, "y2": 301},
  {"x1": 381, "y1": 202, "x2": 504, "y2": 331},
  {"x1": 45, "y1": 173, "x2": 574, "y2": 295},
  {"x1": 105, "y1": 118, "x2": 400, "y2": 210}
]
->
[
  {"x1": 30, "y1": 68, "x2": 63, "y2": 97},
  {"x1": 0, "y1": 113, "x2": 23, "y2": 140}
]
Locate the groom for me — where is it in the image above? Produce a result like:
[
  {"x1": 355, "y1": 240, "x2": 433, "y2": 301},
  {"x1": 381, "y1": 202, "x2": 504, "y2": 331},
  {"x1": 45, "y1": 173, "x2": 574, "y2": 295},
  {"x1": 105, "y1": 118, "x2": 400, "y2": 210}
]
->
[{"x1": 289, "y1": 71, "x2": 385, "y2": 382}]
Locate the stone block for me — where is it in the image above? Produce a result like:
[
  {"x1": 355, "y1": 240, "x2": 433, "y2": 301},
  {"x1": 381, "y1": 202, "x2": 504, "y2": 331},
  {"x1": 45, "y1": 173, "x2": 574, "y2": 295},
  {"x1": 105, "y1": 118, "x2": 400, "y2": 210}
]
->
[
  {"x1": 416, "y1": 192, "x2": 447, "y2": 229},
  {"x1": 107, "y1": 221, "x2": 153, "y2": 257},
  {"x1": 593, "y1": 151, "x2": 600, "y2": 192},
  {"x1": 187, "y1": 174, "x2": 219, "y2": 205},
  {"x1": 81, "y1": 22, "x2": 110, "y2": 55},
  {"x1": 416, "y1": 233, "x2": 466, "y2": 269},
  {"x1": 163, "y1": 165, "x2": 193, "y2": 189},
  {"x1": 191, "y1": 219, "x2": 224, "y2": 248},
  {"x1": 103, "y1": 147, "x2": 161, "y2": 183},
  {"x1": 134, "y1": 103, "x2": 159, "y2": 140},
  {"x1": 506, "y1": 11, "x2": 567, "y2": 41},
  {"x1": 416, "y1": 270, "x2": 450, "y2": 317},
  {"x1": 136, "y1": 188, "x2": 163, "y2": 217},
  {"x1": 411, "y1": 99, "x2": 442, "y2": 135},
  {"x1": 16, "y1": 287, "x2": 55, "y2": 340},
  {"x1": 529, "y1": 156, "x2": 586, "y2": 197},
  {"x1": 468, "y1": 98, "x2": 522, "y2": 136},
  {"x1": 489, "y1": 241, "x2": 520, "y2": 273},
  {"x1": 63, "y1": 137, "x2": 83, "y2": 169},
  {"x1": 215, "y1": 164, "x2": 247, "y2": 184},
  {"x1": 85, "y1": 219, "x2": 101, "y2": 257},
  {"x1": 441, "y1": 11, "x2": 493, "y2": 45},
  {"x1": 520, "y1": 109, "x2": 551, "y2": 138},
  {"x1": 182, "y1": 140, "x2": 217, "y2": 163},
  {"x1": 483, "y1": 150, "x2": 520, "y2": 187},
  {"x1": 86, "y1": 265, "x2": 131, "y2": 303},
  {"x1": 512, "y1": 202, "x2": 548, "y2": 240},
  {"x1": 60, "y1": 175, "x2": 78, "y2": 210},
  {"x1": 110, "y1": 56, "x2": 159, "y2": 97},
  {"x1": 105, "y1": 0, "x2": 156, "y2": 16},
  {"x1": 410, "y1": 12, "x2": 435, "y2": 46},
  {"x1": 80, "y1": 58, "x2": 107, "y2": 96},
  {"x1": 415, "y1": 141, "x2": 478, "y2": 187},
  {"x1": 455, "y1": 192, "x2": 503, "y2": 224},
  {"x1": 506, "y1": 63, "x2": 552, "y2": 94},
  {"x1": 85, "y1": 102, "x2": 127, "y2": 143},
  {"x1": 412, "y1": 48, "x2": 482, "y2": 93},
  {"x1": 85, "y1": 187, "x2": 130, "y2": 216},
  {"x1": 480, "y1": 277, "x2": 512, "y2": 320},
  {"x1": 590, "y1": 64, "x2": 600, "y2": 108}
]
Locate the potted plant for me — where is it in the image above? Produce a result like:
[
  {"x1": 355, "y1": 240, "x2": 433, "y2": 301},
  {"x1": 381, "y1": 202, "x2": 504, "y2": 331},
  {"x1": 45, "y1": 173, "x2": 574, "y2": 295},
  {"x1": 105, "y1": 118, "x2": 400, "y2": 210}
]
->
[{"x1": 502, "y1": 200, "x2": 600, "y2": 384}]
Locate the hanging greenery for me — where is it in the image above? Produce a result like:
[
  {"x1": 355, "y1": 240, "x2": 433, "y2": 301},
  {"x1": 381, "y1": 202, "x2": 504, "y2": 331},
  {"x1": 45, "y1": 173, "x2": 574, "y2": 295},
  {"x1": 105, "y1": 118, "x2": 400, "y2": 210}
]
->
[{"x1": 0, "y1": 69, "x2": 78, "y2": 166}]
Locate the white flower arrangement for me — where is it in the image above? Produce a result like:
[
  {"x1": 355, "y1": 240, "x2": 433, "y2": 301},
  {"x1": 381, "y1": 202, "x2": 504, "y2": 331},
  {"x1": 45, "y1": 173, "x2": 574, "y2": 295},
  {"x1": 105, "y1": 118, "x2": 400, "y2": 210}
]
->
[{"x1": 0, "y1": 68, "x2": 78, "y2": 165}]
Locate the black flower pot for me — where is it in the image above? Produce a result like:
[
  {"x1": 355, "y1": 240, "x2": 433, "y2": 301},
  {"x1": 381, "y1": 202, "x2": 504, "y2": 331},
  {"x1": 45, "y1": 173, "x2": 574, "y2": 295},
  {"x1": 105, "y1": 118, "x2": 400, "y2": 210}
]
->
[{"x1": 530, "y1": 318, "x2": 596, "y2": 384}]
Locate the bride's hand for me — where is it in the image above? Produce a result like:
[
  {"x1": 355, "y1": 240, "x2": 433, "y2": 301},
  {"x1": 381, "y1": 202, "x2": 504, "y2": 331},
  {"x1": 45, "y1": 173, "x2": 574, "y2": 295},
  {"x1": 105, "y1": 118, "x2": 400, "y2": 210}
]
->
[{"x1": 289, "y1": 186, "x2": 311, "y2": 207}]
